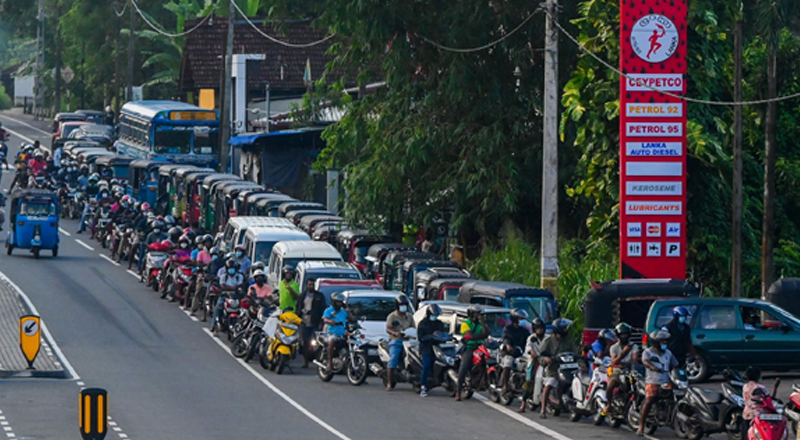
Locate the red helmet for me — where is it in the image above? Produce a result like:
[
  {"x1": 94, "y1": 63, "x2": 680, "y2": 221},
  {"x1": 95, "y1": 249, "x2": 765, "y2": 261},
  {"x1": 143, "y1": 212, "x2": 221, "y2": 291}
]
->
[{"x1": 141, "y1": 202, "x2": 151, "y2": 212}]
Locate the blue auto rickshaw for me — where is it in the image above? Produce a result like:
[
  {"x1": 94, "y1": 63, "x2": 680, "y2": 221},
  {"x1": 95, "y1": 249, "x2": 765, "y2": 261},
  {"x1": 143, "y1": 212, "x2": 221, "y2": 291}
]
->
[
  {"x1": 128, "y1": 160, "x2": 160, "y2": 207},
  {"x1": 6, "y1": 189, "x2": 60, "y2": 258}
]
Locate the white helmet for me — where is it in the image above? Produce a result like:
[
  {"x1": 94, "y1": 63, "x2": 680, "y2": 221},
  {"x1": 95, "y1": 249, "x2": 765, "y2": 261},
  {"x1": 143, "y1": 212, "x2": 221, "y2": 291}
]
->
[{"x1": 252, "y1": 270, "x2": 266, "y2": 279}]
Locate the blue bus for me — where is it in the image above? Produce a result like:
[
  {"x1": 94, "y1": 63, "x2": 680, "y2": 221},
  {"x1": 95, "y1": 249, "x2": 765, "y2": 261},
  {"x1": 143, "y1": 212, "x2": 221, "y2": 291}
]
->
[{"x1": 117, "y1": 101, "x2": 219, "y2": 167}]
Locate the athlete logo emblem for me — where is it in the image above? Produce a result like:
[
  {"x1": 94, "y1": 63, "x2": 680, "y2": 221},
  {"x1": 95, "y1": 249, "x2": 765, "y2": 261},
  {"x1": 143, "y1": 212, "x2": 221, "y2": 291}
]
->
[{"x1": 630, "y1": 14, "x2": 679, "y2": 64}]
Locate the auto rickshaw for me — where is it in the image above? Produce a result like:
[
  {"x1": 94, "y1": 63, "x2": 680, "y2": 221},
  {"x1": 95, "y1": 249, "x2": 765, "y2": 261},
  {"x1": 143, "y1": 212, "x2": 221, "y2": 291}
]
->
[
  {"x1": 93, "y1": 155, "x2": 134, "y2": 184},
  {"x1": 173, "y1": 167, "x2": 215, "y2": 223},
  {"x1": 198, "y1": 174, "x2": 241, "y2": 231},
  {"x1": 419, "y1": 271, "x2": 474, "y2": 303},
  {"x1": 252, "y1": 194, "x2": 296, "y2": 217},
  {"x1": 766, "y1": 278, "x2": 800, "y2": 319},
  {"x1": 364, "y1": 243, "x2": 416, "y2": 282},
  {"x1": 298, "y1": 215, "x2": 343, "y2": 234},
  {"x1": 380, "y1": 250, "x2": 439, "y2": 290},
  {"x1": 64, "y1": 140, "x2": 101, "y2": 157},
  {"x1": 311, "y1": 223, "x2": 349, "y2": 243},
  {"x1": 128, "y1": 160, "x2": 160, "y2": 206},
  {"x1": 183, "y1": 170, "x2": 217, "y2": 226},
  {"x1": 156, "y1": 165, "x2": 196, "y2": 216},
  {"x1": 335, "y1": 230, "x2": 392, "y2": 274},
  {"x1": 234, "y1": 189, "x2": 275, "y2": 216},
  {"x1": 214, "y1": 181, "x2": 263, "y2": 231},
  {"x1": 581, "y1": 278, "x2": 701, "y2": 346},
  {"x1": 457, "y1": 280, "x2": 557, "y2": 328},
  {"x1": 6, "y1": 189, "x2": 60, "y2": 258},
  {"x1": 396, "y1": 259, "x2": 462, "y2": 294},
  {"x1": 277, "y1": 201, "x2": 326, "y2": 218}
]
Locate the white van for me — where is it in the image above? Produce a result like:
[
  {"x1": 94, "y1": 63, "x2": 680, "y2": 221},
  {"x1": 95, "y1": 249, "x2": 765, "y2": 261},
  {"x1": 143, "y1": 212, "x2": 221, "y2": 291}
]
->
[
  {"x1": 219, "y1": 217, "x2": 296, "y2": 252},
  {"x1": 242, "y1": 226, "x2": 311, "y2": 267},
  {"x1": 267, "y1": 241, "x2": 343, "y2": 289},
  {"x1": 295, "y1": 260, "x2": 362, "y2": 291}
]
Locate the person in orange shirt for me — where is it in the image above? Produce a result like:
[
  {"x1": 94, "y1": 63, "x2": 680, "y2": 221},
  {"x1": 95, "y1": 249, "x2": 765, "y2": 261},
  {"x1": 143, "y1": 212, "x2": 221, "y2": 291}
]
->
[{"x1": 248, "y1": 270, "x2": 272, "y2": 300}]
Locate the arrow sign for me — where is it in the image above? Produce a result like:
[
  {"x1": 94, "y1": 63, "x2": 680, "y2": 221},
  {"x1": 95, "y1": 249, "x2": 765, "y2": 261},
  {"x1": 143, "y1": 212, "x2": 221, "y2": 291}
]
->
[{"x1": 19, "y1": 315, "x2": 41, "y2": 369}]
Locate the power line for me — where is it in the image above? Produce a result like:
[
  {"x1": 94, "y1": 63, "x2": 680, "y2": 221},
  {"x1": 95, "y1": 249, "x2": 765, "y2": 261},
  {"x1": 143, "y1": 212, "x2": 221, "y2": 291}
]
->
[
  {"x1": 550, "y1": 10, "x2": 800, "y2": 106},
  {"x1": 114, "y1": 0, "x2": 127, "y2": 18},
  {"x1": 419, "y1": 9, "x2": 542, "y2": 53},
  {"x1": 130, "y1": 0, "x2": 216, "y2": 38},
  {"x1": 231, "y1": 1, "x2": 335, "y2": 48}
]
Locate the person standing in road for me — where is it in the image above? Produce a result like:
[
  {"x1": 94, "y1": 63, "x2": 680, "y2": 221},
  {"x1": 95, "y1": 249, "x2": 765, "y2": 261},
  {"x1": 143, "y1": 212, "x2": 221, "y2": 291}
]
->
[
  {"x1": 661, "y1": 306, "x2": 697, "y2": 367},
  {"x1": 384, "y1": 294, "x2": 415, "y2": 391},
  {"x1": 299, "y1": 278, "x2": 326, "y2": 368},
  {"x1": 639, "y1": 330, "x2": 678, "y2": 436},
  {"x1": 518, "y1": 318, "x2": 548, "y2": 413},
  {"x1": 500, "y1": 309, "x2": 531, "y2": 395},
  {"x1": 538, "y1": 318, "x2": 579, "y2": 418},
  {"x1": 279, "y1": 266, "x2": 300, "y2": 312},
  {"x1": 455, "y1": 305, "x2": 489, "y2": 402},
  {"x1": 417, "y1": 304, "x2": 445, "y2": 397}
]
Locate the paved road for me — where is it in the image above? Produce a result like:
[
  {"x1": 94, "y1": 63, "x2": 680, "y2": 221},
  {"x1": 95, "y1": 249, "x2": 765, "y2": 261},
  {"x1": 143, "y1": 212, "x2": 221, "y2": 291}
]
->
[{"x1": 1, "y1": 110, "x2": 789, "y2": 440}]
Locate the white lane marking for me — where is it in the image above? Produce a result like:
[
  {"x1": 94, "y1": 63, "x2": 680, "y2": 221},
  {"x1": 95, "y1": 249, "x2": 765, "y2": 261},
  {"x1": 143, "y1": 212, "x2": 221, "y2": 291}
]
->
[
  {"x1": 181, "y1": 309, "x2": 199, "y2": 322},
  {"x1": 474, "y1": 394, "x2": 575, "y2": 440},
  {"x1": 75, "y1": 239, "x2": 94, "y2": 251},
  {"x1": 126, "y1": 270, "x2": 140, "y2": 279},
  {"x1": 58, "y1": 228, "x2": 71, "y2": 237},
  {"x1": 0, "y1": 271, "x2": 79, "y2": 380},
  {"x1": 0, "y1": 114, "x2": 52, "y2": 136},
  {"x1": 76, "y1": 381, "x2": 85, "y2": 386},
  {"x1": 0, "y1": 127, "x2": 50, "y2": 153},
  {"x1": 203, "y1": 328, "x2": 352, "y2": 440},
  {"x1": 99, "y1": 254, "x2": 120, "y2": 266}
]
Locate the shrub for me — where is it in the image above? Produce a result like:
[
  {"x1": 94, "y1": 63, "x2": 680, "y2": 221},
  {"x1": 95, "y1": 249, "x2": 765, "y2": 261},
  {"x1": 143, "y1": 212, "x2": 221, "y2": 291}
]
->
[{"x1": 0, "y1": 84, "x2": 11, "y2": 110}]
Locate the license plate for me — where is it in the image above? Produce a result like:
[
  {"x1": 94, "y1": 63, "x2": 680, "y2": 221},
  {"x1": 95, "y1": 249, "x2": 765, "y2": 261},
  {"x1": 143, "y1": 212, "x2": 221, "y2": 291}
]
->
[
  {"x1": 560, "y1": 363, "x2": 578, "y2": 370},
  {"x1": 367, "y1": 349, "x2": 378, "y2": 356},
  {"x1": 759, "y1": 414, "x2": 783, "y2": 422}
]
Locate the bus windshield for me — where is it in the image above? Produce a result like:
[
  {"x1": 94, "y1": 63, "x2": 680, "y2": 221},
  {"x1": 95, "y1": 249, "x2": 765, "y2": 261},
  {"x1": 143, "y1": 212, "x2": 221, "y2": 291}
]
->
[
  {"x1": 193, "y1": 128, "x2": 218, "y2": 155},
  {"x1": 154, "y1": 127, "x2": 191, "y2": 154}
]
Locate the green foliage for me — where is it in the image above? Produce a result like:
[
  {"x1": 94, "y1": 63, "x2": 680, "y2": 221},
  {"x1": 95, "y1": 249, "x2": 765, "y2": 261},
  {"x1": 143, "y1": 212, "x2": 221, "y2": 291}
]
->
[{"x1": 0, "y1": 83, "x2": 12, "y2": 110}]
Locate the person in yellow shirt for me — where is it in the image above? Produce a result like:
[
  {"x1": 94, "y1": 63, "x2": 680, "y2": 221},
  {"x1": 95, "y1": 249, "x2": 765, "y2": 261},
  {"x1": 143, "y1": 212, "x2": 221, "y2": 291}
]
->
[{"x1": 279, "y1": 266, "x2": 300, "y2": 312}]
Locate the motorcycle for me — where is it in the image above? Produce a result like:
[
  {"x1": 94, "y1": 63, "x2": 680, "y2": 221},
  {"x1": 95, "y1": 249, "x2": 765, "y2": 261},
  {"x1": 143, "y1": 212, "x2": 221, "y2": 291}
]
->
[
  {"x1": 258, "y1": 306, "x2": 302, "y2": 374},
  {"x1": 60, "y1": 183, "x2": 78, "y2": 219},
  {"x1": 160, "y1": 256, "x2": 193, "y2": 302},
  {"x1": 567, "y1": 356, "x2": 611, "y2": 423},
  {"x1": 487, "y1": 347, "x2": 530, "y2": 406},
  {"x1": 674, "y1": 369, "x2": 746, "y2": 440},
  {"x1": 93, "y1": 207, "x2": 112, "y2": 245},
  {"x1": 313, "y1": 320, "x2": 370, "y2": 386},
  {"x1": 605, "y1": 367, "x2": 641, "y2": 428},
  {"x1": 214, "y1": 290, "x2": 248, "y2": 339},
  {"x1": 141, "y1": 242, "x2": 170, "y2": 291},
  {"x1": 70, "y1": 189, "x2": 85, "y2": 220},
  {"x1": 783, "y1": 383, "x2": 800, "y2": 439},
  {"x1": 446, "y1": 340, "x2": 500, "y2": 400},
  {"x1": 627, "y1": 368, "x2": 688, "y2": 435},
  {"x1": 232, "y1": 299, "x2": 273, "y2": 363},
  {"x1": 370, "y1": 330, "x2": 458, "y2": 394},
  {"x1": 543, "y1": 352, "x2": 582, "y2": 416},
  {"x1": 748, "y1": 392, "x2": 789, "y2": 440}
]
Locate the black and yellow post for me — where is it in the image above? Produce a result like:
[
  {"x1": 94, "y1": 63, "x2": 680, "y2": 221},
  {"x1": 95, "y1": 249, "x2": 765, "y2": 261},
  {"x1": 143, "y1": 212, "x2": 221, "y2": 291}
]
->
[
  {"x1": 79, "y1": 388, "x2": 107, "y2": 440},
  {"x1": 18, "y1": 315, "x2": 40, "y2": 369}
]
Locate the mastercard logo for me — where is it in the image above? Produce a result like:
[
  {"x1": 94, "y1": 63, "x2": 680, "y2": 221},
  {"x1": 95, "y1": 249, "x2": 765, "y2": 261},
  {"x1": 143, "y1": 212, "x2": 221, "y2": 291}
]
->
[{"x1": 647, "y1": 225, "x2": 660, "y2": 235}]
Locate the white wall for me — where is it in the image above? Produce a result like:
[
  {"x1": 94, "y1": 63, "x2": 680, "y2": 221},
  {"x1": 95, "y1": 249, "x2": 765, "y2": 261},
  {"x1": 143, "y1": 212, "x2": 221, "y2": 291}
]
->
[{"x1": 13, "y1": 75, "x2": 34, "y2": 105}]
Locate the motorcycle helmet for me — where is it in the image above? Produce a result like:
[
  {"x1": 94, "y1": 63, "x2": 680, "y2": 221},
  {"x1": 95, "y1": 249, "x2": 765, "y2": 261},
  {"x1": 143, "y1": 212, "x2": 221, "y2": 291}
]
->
[
  {"x1": 649, "y1": 330, "x2": 671, "y2": 343},
  {"x1": 160, "y1": 239, "x2": 173, "y2": 247},
  {"x1": 251, "y1": 261, "x2": 265, "y2": 272},
  {"x1": 164, "y1": 215, "x2": 176, "y2": 226},
  {"x1": 330, "y1": 292, "x2": 345, "y2": 305},
  {"x1": 672, "y1": 306, "x2": 690, "y2": 318},
  {"x1": 33, "y1": 150, "x2": 44, "y2": 160},
  {"x1": 151, "y1": 220, "x2": 165, "y2": 233},
  {"x1": 141, "y1": 202, "x2": 151, "y2": 212},
  {"x1": 225, "y1": 258, "x2": 239, "y2": 269},
  {"x1": 551, "y1": 318, "x2": 573, "y2": 336},
  {"x1": 110, "y1": 178, "x2": 119, "y2": 187},
  {"x1": 98, "y1": 180, "x2": 109, "y2": 189},
  {"x1": 510, "y1": 308, "x2": 529, "y2": 322},
  {"x1": 531, "y1": 317, "x2": 545, "y2": 330},
  {"x1": 133, "y1": 201, "x2": 141, "y2": 212},
  {"x1": 466, "y1": 305, "x2": 483, "y2": 319},
  {"x1": 282, "y1": 265, "x2": 295, "y2": 275},
  {"x1": 234, "y1": 244, "x2": 246, "y2": 257},
  {"x1": 426, "y1": 303, "x2": 442, "y2": 318},
  {"x1": 194, "y1": 235, "x2": 204, "y2": 246},
  {"x1": 252, "y1": 269, "x2": 266, "y2": 280},
  {"x1": 394, "y1": 294, "x2": 410, "y2": 309},
  {"x1": 597, "y1": 328, "x2": 617, "y2": 343},
  {"x1": 168, "y1": 226, "x2": 182, "y2": 242},
  {"x1": 202, "y1": 234, "x2": 214, "y2": 246},
  {"x1": 614, "y1": 322, "x2": 632, "y2": 337}
]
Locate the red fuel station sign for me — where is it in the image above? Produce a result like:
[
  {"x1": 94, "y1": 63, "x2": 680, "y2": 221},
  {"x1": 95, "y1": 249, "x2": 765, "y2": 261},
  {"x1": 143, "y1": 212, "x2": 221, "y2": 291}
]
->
[{"x1": 619, "y1": 1, "x2": 687, "y2": 278}]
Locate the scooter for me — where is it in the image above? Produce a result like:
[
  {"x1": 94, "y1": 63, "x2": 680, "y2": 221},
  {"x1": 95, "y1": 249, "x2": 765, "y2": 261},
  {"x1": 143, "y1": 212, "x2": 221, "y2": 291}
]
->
[
  {"x1": 748, "y1": 392, "x2": 789, "y2": 440},
  {"x1": 142, "y1": 242, "x2": 170, "y2": 291},
  {"x1": 232, "y1": 299, "x2": 273, "y2": 363},
  {"x1": 543, "y1": 352, "x2": 582, "y2": 416},
  {"x1": 627, "y1": 368, "x2": 688, "y2": 435},
  {"x1": 370, "y1": 328, "x2": 419, "y2": 389},
  {"x1": 783, "y1": 383, "x2": 800, "y2": 439},
  {"x1": 447, "y1": 340, "x2": 500, "y2": 400},
  {"x1": 567, "y1": 356, "x2": 611, "y2": 423},
  {"x1": 675, "y1": 379, "x2": 744, "y2": 440},
  {"x1": 259, "y1": 306, "x2": 302, "y2": 374},
  {"x1": 487, "y1": 347, "x2": 530, "y2": 406}
]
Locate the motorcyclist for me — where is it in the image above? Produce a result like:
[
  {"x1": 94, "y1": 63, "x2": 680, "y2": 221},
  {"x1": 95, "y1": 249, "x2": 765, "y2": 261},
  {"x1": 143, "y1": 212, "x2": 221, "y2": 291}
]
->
[
  {"x1": 501, "y1": 309, "x2": 531, "y2": 394},
  {"x1": 0, "y1": 123, "x2": 9, "y2": 169},
  {"x1": 138, "y1": 218, "x2": 168, "y2": 273},
  {"x1": 590, "y1": 328, "x2": 617, "y2": 359},
  {"x1": 455, "y1": 305, "x2": 489, "y2": 402},
  {"x1": 174, "y1": 234, "x2": 193, "y2": 259},
  {"x1": 248, "y1": 270, "x2": 272, "y2": 301},
  {"x1": 417, "y1": 303, "x2": 445, "y2": 397},
  {"x1": 210, "y1": 258, "x2": 244, "y2": 337},
  {"x1": 110, "y1": 195, "x2": 135, "y2": 260},
  {"x1": 27, "y1": 150, "x2": 48, "y2": 177},
  {"x1": 661, "y1": 306, "x2": 697, "y2": 367},
  {"x1": 77, "y1": 174, "x2": 101, "y2": 234},
  {"x1": 741, "y1": 366, "x2": 781, "y2": 438},
  {"x1": 519, "y1": 318, "x2": 549, "y2": 413},
  {"x1": 233, "y1": 244, "x2": 251, "y2": 277},
  {"x1": 194, "y1": 235, "x2": 214, "y2": 267},
  {"x1": 279, "y1": 266, "x2": 300, "y2": 312},
  {"x1": 166, "y1": 226, "x2": 182, "y2": 247},
  {"x1": 601, "y1": 322, "x2": 640, "y2": 417},
  {"x1": 89, "y1": 188, "x2": 114, "y2": 238},
  {"x1": 638, "y1": 330, "x2": 678, "y2": 436},
  {"x1": 191, "y1": 247, "x2": 226, "y2": 319},
  {"x1": 538, "y1": 318, "x2": 579, "y2": 418},
  {"x1": 385, "y1": 294, "x2": 415, "y2": 391},
  {"x1": 191, "y1": 236, "x2": 204, "y2": 262},
  {"x1": 77, "y1": 166, "x2": 91, "y2": 187},
  {"x1": 322, "y1": 292, "x2": 351, "y2": 372}
]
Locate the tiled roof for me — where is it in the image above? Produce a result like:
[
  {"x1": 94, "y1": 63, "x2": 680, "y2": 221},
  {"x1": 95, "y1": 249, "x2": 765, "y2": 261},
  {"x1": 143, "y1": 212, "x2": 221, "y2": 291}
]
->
[{"x1": 180, "y1": 18, "x2": 340, "y2": 92}]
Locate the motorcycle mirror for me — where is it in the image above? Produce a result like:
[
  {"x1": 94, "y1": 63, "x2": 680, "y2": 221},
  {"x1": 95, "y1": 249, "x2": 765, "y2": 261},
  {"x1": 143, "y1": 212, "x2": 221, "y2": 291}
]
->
[{"x1": 360, "y1": 315, "x2": 367, "y2": 322}]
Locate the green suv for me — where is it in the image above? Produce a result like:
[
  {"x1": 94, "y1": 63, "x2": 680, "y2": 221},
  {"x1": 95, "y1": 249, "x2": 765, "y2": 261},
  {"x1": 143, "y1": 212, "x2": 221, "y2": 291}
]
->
[{"x1": 645, "y1": 298, "x2": 800, "y2": 382}]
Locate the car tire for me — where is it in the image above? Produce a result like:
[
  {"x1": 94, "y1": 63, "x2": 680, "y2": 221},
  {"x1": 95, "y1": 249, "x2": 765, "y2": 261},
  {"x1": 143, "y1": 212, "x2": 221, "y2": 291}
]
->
[{"x1": 686, "y1": 354, "x2": 710, "y2": 383}]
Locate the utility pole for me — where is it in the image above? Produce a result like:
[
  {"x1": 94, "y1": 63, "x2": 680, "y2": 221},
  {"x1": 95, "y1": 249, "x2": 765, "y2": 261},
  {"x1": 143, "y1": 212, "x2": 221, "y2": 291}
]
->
[
  {"x1": 35, "y1": 0, "x2": 45, "y2": 117},
  {"x1": 218, "y1": 0, "x2": 235, "y2": 172},
  {"x1": 731, "y1": 18, "x2": 743, "y2": 298},
  {"x1": 53, "y1": 1, "x2": 62, "y2": 114},
  {"x1": 762, "y1": 46, "x2": 778, "y2": 299},
  {"x1": 126, "y1": 0, "x2": 135, "y2": 101},
  {"x1": 541, "y1": 0, "x2": 559, "y2": 296}
]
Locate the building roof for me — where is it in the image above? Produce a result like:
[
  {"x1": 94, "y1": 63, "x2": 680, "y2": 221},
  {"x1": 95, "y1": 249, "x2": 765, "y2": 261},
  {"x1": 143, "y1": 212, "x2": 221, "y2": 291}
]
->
[{"x1": 180, "y1": 18, "x2": 340, "y2": 93}]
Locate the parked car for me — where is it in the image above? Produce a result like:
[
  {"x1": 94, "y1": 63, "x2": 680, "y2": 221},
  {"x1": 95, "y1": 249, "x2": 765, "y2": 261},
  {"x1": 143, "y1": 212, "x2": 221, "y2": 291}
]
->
[
  {"x1": 295, "y1": 260, "x2": 362, "y2": 293},
  {"x1": 645, "y1": 297, "x2": 800, "y2": 382},
  {"x1": 315, "y1": 279, "x2": 383, "y2": 303}
]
